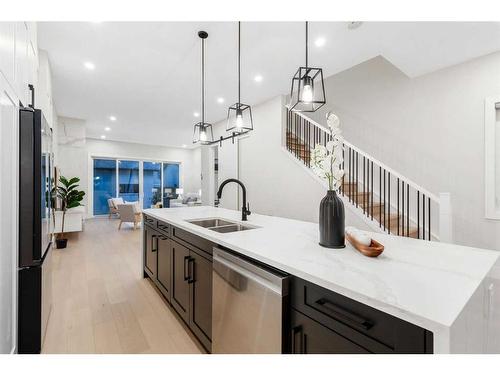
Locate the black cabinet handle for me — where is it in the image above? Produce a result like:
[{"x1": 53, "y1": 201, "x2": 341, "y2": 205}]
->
[
  {"x1": 183, "y1": 256, "x2": 190, "y2": 281},
  {"x1": 151, "y1": 235, "x2": 158, "y2": 252},
  {"x1": 315, "y1": 298, "x2": 374, "y2": 330},
  {"x1": 291, "y1": 326, "x2": 304, "y2": 354},
  {"x1": 188, "y1": 257, "x2": 195, "y2": 284}
]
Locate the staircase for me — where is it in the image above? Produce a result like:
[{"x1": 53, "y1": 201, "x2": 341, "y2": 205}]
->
[{"x1": 285, "y1": 109, "x2": 452, "y2": 242}]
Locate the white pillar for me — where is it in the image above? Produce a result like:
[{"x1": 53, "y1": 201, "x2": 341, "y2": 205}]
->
[{"x1": 439, "y1": 192, "x2": 453, "y2": 243}]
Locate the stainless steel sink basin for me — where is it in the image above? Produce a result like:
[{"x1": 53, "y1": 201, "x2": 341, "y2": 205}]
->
[
  {"x1": 209, "y1": 224, "x2": 256, "y2": 233},
  {"x1": 186, "y1": 217, "x2": 258, "y2": 233},
  {"x1": 187, "y1": 218, "x2": 234, "y2": 228}
]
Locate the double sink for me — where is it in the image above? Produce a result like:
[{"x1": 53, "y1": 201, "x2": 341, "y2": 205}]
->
[{"x1": 186, "y1": 218, "x2": 257, "y2": 233}]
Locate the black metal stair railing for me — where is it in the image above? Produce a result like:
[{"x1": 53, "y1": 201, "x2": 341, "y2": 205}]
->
[{"x1": 285, "y1": 108, "x2": 439, "y2": 241}]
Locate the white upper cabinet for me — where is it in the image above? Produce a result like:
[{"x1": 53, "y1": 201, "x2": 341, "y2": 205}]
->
[
  {"x1": 0, "y1": 23, "x2": 16, "y2": 91},
  {"x1": 14, "y1": 22, "x2": 29, "y2": 106},
  {"x1": 27, "y1": 22, "x2": 38, "y2": 96},
  {"x1": 0, "y1": 22, "x2": 39, "y2": 108}
]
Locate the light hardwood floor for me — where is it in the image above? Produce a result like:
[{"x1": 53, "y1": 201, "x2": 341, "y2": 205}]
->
[{"x1": 42, "y1": 217, "x2": 204, "y2": 354}]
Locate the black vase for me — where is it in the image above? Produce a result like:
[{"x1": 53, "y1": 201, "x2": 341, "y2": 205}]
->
[
  {"x1": 319, "y1": 190, "x2": 345, "y2": 248},
  {"x1": 55, "y1": 238, "x2": 68, "y2": 249}
]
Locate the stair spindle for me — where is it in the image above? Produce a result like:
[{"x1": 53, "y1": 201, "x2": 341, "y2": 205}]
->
[{"x1": 397, "y1": 178, "x2": 400, "y2": 236}]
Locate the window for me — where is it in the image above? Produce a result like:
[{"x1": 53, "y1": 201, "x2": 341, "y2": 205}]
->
[
  {"x1": 118, "y1": 160, "x2": 139, "y2": 203},
  {"x1": 163, "y1": 163, "x2": 180, "y2": 189},
  {"x1": 93, "y1": 159, "x2": 117, "y2": 215},
  {"x1": 162, "y1": 163, "x2": 180, "y2": 207},
  {"x1": 143, "y1": 161, "x2": 162, "y2": 209},
  {"x1": 92, "y1": 157, "x2": 181, "y2": 214}
]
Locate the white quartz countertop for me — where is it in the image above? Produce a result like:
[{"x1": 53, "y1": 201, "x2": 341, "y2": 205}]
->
[{"x1": 143, "y1": 206, "x2": 499, "y2": 334}]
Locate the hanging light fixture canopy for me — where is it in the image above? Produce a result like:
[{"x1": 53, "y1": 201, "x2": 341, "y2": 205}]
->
[
  {"x1": 193, "y1": 30, "x2": 214, "y2": 144},
  {"x1": 226, "y1": 22, "x2": 253, "y2": 133},
  {"x1": 289, "y1": 21, "x2": 326, "y2": 112}
]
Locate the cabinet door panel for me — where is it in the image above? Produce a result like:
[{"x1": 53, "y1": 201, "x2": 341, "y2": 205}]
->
[
  {"x1": 291, "y1": 277, "x2": 429, "y2": 353},
  {"x1": 0, "y1": 23, "x2": 16, "y2": 86},
  {"x1": 291, "y1": 309, "x2": 369, "y2": 354},
  {"x1": 189, "y1": 250, "x2": 212, "y2": 351},
  {"x1": 14, "y1": 22, "x2": 28, "y2": 106},
  {"x1": 144, "y1": 226, "x2": 157, "y2": 279},
  {"x1": 171, "y1": 241, "x2": 190, "y2": 323},
  {"x1": 156, "y1": 235, "x2": 172, "y2": 301}
]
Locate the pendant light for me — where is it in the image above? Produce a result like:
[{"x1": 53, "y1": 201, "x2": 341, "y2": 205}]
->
[
  {"x1": 193, "y1": 31, "x2": 214, "y2": 144},
  {"x1": 226, "y1": 22, "x2": 253, "y2": 133},
  {"x1": 289, "y1": 21, "x2": 326, "y2": 112}
]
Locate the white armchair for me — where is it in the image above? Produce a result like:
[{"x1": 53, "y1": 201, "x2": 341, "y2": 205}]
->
[
  {"x1": 116, "y1": 203, "x2": 142, "y2": 230},
  {"x1": 107, "y1": 197, "x2": 125, "y2": 218}
]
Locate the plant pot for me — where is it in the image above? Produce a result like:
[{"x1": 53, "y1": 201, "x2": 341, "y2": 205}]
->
[
  {"x1": 56, "y1": 238, "x2": 68, "y2": 249},
  {"x1": 319, "y1": 190, "x2": 345, "y2": 248}
]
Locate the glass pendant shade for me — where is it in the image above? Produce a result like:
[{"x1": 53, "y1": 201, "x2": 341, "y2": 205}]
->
[
  {"x1": 289, "y1": 67, "x2": 326, "y2": 112},
  {"x1": 227, "y1": 103, "x2": 253, "y2": 133},
  {"x1": 193, "y1": 30, "x2": 214, "y2": 145},
  {"x1": 193, "y1": 122, "x2": 213, "y2": 145},
  {"x1": 289, "y1": 21, "x2": 326, "y2": 112},
  {"x1": 226, "y1": 22, "x2": 254, "y2": 133}
]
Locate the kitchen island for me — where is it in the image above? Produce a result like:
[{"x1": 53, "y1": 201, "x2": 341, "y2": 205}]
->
[{"x1": 143, "y1": 206, "x2": 500, "y2": 354}]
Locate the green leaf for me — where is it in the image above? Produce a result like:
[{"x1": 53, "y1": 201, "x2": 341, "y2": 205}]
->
[
  {"x1": 59, "y1": 176, "x2": 69, "y2": 186},
  {"x1": 68, "y1": 177, "x2": 80, "y2": 185}
]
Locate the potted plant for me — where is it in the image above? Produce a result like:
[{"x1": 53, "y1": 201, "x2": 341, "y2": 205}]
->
[
  {"x1": 55, "y1": 176, "x2": 85, "y2": 249},
  {"x1": 310, "y1": 112, "x2": 346, "y2": 248}
]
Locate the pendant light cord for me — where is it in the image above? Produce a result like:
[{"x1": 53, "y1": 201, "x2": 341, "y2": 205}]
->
[
  {"x1": 305, "y1": 21, "x2": 308, "y2": 69},
  {"x1": 201, "y1": 36, "x2": 205, "y2": 124},
  {"x1": 238, "y1": 21, "x2": 241, "y2": 105}
]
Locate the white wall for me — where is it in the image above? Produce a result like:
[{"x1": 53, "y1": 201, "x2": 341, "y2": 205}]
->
[
  {"x1": 239, "y1": 96, "x2": 369, "y2": 228},
  {"x1": 201, "y1": 95, "x2": 371, "y2": 229},
  {"x1": 56, "y1": 118, "x2": 202, "y2": 216},
  {"x1": 199, "y1": 121, "x2": 240, "y2": 209},
  {"x1": 86, "y1": 137, "x2": 202, "y2": 194},
  {"x1": 57, "y1": 116, "x2": 88, "y2": 206},
  {"x1": 37, "y1": 49, "x2": 58, "y2": 162},
  {"x1": 306, "y1": 53, "x2": 500, "y2": 250},
  {"x1": 0, "y1": 22, "x2": 39, "y2": 354}
]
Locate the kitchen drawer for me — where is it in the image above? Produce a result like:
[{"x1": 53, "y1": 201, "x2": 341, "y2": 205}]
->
[
  {"x1": 143, "y1": 215, "x2": 157, "y2": 227},
  {"x1": 291, "y1": 309, "x2": 369, "y2": 354},
  {"x1": 172, "y1": 226, "x2": 213, "y2": 255},
  {"x1": 291, "y1": 277, "x2": 432, "y2": 353},
  {"x1": 156, "y1": 220, "x2": 170, "y2": 236}
]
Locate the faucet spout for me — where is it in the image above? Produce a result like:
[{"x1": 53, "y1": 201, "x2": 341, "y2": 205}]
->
[{"x1": 216, "y1": 178, "x2": 251, "y2": 221}]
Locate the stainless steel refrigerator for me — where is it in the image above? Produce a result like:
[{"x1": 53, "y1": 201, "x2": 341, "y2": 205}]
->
[{"x1": 18, "y1": 106, "x2": 53, "y2": 354}]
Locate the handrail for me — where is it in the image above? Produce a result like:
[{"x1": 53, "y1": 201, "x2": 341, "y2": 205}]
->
[{"x1": 289, "y1": 108, "x2": 440, "y2": 203}]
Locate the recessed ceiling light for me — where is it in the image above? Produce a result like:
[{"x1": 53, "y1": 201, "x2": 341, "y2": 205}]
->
[
  {"x1": 348, "y1": 21, "x2": 363, "y2": 30},
  {"x1": 193, "y1": 112, "x2": 200, "y2": 118},
  {"x1": 84, "y1": 61, "x2": 95, "y2": 70},
  {"x1": 182, "y1": 144, "x2": 187, "y2": 148},
  {"x1": 217, "y1": 97, "x2": 225, "y2": 104},
  {"x1": 254, "y1": 75, "x2": 263, "y2": 82},
  {"x1": 109, "y1": 115, "x2": 117, "y2": 121},
  {"x1": 100, "y1": 135, "x2": 106, "y2": 139},
  {"x1": 314, "y1": 37, "x2": 326, "y2": 47},
  {"x1": 104, "y1": 127, "x2": 111, "y2": 132}
]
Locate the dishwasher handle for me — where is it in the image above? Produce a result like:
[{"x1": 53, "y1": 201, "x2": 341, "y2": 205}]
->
[{"x1": 213, "y1": 250, "x2": 286, "y2": 296}]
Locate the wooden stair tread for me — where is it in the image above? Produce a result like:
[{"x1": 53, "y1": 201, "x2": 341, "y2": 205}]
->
[{"x1": 286, "y1": 131, "x2": 424, "y2": 241}]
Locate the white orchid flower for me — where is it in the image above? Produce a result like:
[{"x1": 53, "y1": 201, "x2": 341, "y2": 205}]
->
[
  {"x1": 310, "y1": 112, "x2": 345, "y2": 191},
  {"x1": 326, "y1": 140, "x2": 335, "y2": 153},
  {"x1": 326, "y1": 112, "x2": 340, "y2": 130}
]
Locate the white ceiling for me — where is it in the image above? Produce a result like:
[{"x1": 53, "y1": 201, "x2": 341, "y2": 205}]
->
[{"x1": 37, "y1": 22, "x2": 500, "y2": 148}]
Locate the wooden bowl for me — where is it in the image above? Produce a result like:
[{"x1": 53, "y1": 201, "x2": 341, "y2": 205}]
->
[{"x1": 346, "y1": 233, "x2": 384, "y2": 258}]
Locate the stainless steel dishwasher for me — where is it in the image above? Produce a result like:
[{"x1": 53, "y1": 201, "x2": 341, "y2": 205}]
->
[{"x1": 212, "y1": 247, "x2": 289, "y2": 354}]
